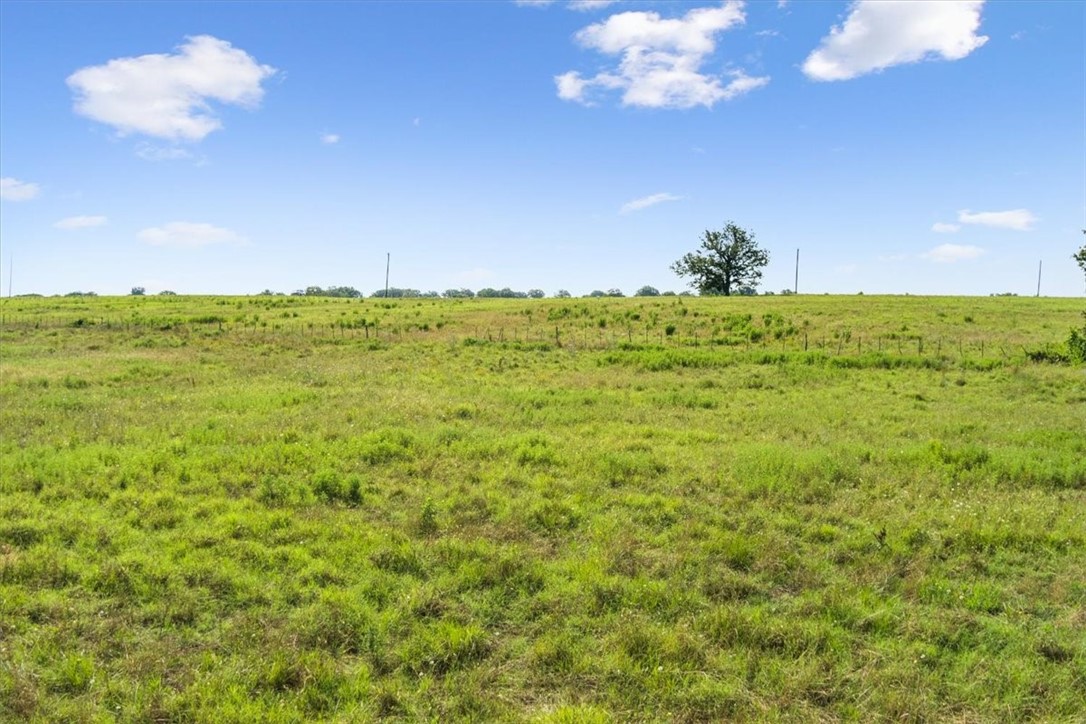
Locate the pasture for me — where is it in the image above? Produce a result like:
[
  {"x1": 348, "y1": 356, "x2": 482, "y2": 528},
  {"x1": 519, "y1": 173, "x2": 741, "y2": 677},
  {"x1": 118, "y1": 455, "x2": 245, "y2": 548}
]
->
[{"x1": 1, "y1": 294, "x2": 1084, "y2": 721}]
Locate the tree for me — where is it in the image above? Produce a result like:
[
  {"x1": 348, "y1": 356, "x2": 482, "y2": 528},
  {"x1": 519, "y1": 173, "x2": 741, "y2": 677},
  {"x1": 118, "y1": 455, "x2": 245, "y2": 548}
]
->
[
  {"x1": 130, "y1": 286, "x2": 146, "y2": 296},
  {"x1": 635, "y1": 285, "x2": 660, "y2": 297},
  {"x1": 1074, "y1": 239, "x2": 1086, "y2": 284},
  {"x1": 671, "y1": 222, "x2": 769, "y2": 296},
  {"x1": 443, "y1": 288, "x2": 475, "y2": 298},
  {"x1": 527, "y1": 289, "x2": 545, "y2": 299}
]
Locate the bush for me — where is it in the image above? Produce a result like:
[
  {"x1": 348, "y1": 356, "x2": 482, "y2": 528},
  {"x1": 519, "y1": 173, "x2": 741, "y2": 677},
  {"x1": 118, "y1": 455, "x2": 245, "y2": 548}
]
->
[{"x1": 1068, "y1": 312, "x2": 1086, "y2": 363}]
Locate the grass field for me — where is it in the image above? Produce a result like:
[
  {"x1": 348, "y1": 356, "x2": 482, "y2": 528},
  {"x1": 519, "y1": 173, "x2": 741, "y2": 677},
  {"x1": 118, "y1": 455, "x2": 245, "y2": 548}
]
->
[{"x1": 2, "y1": 294, "x2": 1084, "y2": 721}]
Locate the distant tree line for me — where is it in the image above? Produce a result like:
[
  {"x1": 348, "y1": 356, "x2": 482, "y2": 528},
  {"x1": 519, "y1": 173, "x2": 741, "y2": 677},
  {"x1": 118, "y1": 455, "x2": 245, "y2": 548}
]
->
[{"x1": 264, "y1": 285, "x2": 699, "y2": 299}]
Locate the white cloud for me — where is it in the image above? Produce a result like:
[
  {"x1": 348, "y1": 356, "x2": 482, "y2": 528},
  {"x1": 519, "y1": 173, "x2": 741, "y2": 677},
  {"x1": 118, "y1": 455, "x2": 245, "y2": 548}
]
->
[
  {"x1": 932, "y1": 222, "x2": 960, "y2": 234},
  {"x1": 755, "y1": 29, "x2": 780, "y2": 38},
  {"x1": 66, "y1": 35, "x2": 277, "y2": 142},
  {"x1": 555, "y1": 72, "x2": 591, "y2": 102},
  {"x1": 54, "y1": 215, "x2": 108, "y2": 230},
  {"x1": 137, "y1": 221, "x2": 245, "y2": 248},
  {"x1": 957, "y1": 208, "x2": 1035, "y2": 231},
  {"x1": 569, "y1": 0, "x2": 617, "y2": 10},
  {"x1": 135, "y1": 143, "x2": 194, "y2": 162},
  {"x1": 803, "y1": 1, "x2": 988, "y2": 81},
  {"x1": 556, "y1": 2, "x2": 769, "y2": 109},
  {"x1": 1, "y1": 177, "x2": 41, "y2": 201},
  {"x1": 922, "y1": 243, "x2": 985, "y2": 263},
  {"x1": 320, "y1": 133, "x2": 341, "y2": 145},
  {"x1": 620, "y1": 192, "x2": 682, "y2": 214},
  {"x1": 412, "y1": 117, "x2": 421, "y2": 127}
]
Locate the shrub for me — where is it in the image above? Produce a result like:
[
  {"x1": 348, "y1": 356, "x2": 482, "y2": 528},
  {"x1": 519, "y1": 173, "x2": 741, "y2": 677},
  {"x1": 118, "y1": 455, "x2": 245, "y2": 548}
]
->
[{"x1": 1068, "y1": 312, "x2": 1086, "y2": 362}]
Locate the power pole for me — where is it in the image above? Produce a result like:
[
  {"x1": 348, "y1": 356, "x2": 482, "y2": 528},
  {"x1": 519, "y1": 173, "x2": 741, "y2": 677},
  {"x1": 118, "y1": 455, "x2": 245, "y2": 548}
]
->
[
  {"x1": 794, "y1": 248, "x2": 799, "y2": 294},
  {"x1": 384, "y1": 253, "x2": 390, "y2": 299},
  {"x1": 1036, "y1": 259, "x2": 1042, "y2": 297}
]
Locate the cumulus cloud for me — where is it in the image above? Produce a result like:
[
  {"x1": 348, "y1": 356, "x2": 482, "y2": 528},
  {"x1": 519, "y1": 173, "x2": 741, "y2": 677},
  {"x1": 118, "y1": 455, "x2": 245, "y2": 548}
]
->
[
  {"x1": 922, "y1": 243, "x2": 985, "y2": 263},
  {"x1": 67, "y1": 35, "x2": 277, "y2": 142},
  {"x1": 54, "y1": 215, "x2": 108, "y2": 230},
  {"x1": 320, "y1": 133, "x2": 341, "y2": 145},
  {"x1": 137, "y1": 221, "x2": 245, "y2": 248},
  {"x1": 1, "y1": 177, "x2": 41, "y2": 201},
  {"x1": 803, "y1": 1, "x2": 988, "y2": 81},
  {"x1": 620, "y1": 192, "x2": 682, "y2": 214},
  {"x1": 556, "y1": 2, "x2": 768, "y2": 109},
  {"x1": 931, "y1": 222, "x2": 960, "y2": 234},
  {"x1": 957, "y1": 208, "x2": 1035, "y2": 231}
]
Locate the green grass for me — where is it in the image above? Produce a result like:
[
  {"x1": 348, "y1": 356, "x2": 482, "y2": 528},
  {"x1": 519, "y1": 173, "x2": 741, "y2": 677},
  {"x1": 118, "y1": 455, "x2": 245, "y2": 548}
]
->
[{"x1": 1, "y1": 294, "x2": 1084, "y2": 720}]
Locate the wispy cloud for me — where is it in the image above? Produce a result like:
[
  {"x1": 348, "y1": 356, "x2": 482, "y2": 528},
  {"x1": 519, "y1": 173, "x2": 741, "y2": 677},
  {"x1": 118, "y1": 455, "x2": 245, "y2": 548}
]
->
[
  {"x1": 135, "y1": 143, "x2": 194, "y2": 162},
  {"x1": 55, "y1": 215, "x2": 108, "y2": 230},
  {"x1": 67, "y1": 35, "x2": 277, "y2": 142},
  {"x1": 931, "y1": 222, "x2": 961, "y2": 234},
  {"x1": 137, "y1": 221, "x2": 245, "y2": 248},
  {"x1": 556, "y1": 2, "x2": 768, "y2": 109},
  {"x1": 569, "y1": 0, "x2": 618, "y2": 10},
  {"x1": 922, "y1": 243, "x2": 985, "y2": 263},
  {"x1": 803, "y1": 1, "x2": 988, "y2": 81},
  {"x1": 620, "y1": 192, "x2": 682, "y2": 214},
  {"x1": 1, "y1": 177, "x2": 41, "y2": 201},
  {"x1": 320, "y1": 133, "x2": 341, "y2": 145},
  {"x1": 958, "y1": 208, "x2": 1035, "y2": 231}
]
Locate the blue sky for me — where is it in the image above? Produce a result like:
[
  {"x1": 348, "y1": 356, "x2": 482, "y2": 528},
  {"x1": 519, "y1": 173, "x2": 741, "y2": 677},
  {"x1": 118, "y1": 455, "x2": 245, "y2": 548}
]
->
[{"x1": 1, "y1": 1, "x2": 1083, "y2": 296}]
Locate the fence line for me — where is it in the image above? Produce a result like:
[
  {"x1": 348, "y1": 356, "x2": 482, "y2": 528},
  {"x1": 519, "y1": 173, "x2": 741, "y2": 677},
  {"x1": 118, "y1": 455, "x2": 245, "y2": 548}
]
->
[{"x1": 0, "y1": 314, "x2": 1030, "y2": 364}]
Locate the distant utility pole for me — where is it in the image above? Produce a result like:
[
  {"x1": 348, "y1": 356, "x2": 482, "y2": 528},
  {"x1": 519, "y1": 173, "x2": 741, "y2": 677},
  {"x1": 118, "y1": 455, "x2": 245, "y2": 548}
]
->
[
  {"x1": 794, "y1": 248, "x2": 799, "y2": 294},
  {"x1": 384, "y1": 253, "x2": 390, "y2": 299},
  {"x1": 1036, "y1": 259, "x2": 1042, "y2": 297}
]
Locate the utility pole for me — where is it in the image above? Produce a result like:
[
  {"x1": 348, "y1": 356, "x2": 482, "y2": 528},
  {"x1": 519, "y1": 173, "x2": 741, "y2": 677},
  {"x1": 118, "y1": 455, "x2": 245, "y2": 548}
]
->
[
  {"x1": 1036, "y1": 260, "x2": 1042, "y2": 297},
  {"x1": 794, "y1": 248, "x2": 799, "y2": 294},
  {"x1": 384, "y1": 253, "x2": 390, "y2": 299}
]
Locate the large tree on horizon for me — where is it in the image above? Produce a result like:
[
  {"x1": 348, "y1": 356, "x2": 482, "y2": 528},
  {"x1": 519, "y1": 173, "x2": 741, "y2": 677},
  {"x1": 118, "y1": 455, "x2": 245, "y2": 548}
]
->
[{"x1": 671, "y1": 222, "x2": 770, "y2": 296}]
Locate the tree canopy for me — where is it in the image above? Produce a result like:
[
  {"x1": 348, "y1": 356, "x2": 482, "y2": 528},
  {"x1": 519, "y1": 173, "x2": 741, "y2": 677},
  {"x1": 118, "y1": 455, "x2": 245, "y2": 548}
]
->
[{"x1": 671, "y1": 222, "x2": 769, "y2": 296}]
